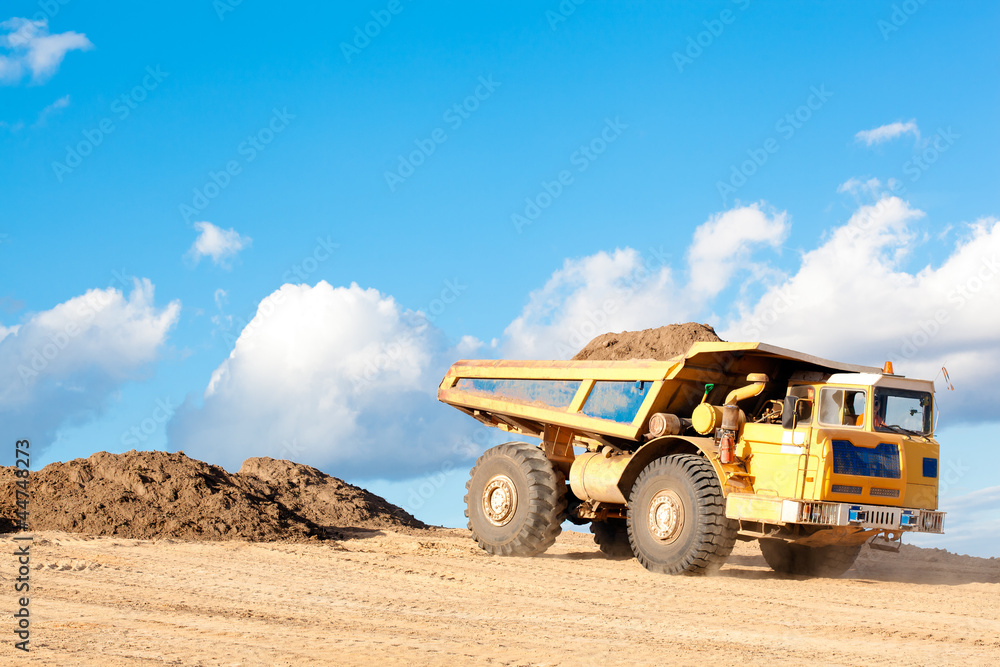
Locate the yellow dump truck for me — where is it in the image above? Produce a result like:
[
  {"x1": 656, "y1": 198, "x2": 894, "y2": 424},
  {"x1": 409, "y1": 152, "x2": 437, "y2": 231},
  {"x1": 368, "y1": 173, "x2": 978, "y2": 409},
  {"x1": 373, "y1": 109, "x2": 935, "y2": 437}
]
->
[{"x1": 437, "y1": 341, "x2": 945, "y2": 576}]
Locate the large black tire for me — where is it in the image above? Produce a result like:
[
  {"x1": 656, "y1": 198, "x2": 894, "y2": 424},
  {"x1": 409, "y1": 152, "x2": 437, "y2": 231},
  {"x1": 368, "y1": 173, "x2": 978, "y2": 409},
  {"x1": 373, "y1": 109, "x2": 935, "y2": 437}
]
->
[
  {"x1": 465, "y1": 442, "x2": 566, "y2": 557},
  {"x1": 590, "y1": 519, "x2": 634, "y2": 559},
  {"x1": 626, "y1": 454, "x2": 737, "y2": 575},
  {"x1": 758, "y1": 539, "x2": 861, "y2": 578}
]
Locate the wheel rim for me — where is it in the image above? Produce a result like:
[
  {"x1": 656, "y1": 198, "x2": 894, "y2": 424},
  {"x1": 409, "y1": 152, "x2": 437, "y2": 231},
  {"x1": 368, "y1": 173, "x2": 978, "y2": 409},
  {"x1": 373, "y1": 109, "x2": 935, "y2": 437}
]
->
[
  {"x1": 647, "y1": 489, "x2": 684, "y2": 542},
  {"x1": 482, "y1": 474, "x2": 517, "y2": 526}
]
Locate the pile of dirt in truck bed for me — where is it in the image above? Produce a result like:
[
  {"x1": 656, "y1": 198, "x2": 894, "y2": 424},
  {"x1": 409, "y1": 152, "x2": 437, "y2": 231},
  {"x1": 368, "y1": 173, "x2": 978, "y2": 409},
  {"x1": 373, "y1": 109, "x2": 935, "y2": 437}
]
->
[
  {"x1": 0, "y1": 450, "x2": 424, "y2": 541},
  {"x1": 572, "y1": 322, "x2": 723, "y2": 361}
]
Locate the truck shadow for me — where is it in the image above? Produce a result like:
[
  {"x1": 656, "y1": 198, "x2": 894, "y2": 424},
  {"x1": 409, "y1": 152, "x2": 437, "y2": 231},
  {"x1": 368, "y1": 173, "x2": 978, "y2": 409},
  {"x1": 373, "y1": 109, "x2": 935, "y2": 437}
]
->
[
  {"x1": 718, "y1": 567, "x2": 999, "y2": 585},
  {"x1": 718, "y1": 551, "x2": 1000, "y2": 586},
  {"x1": 543, "y1": 551, "x2": 1000, "y2": 585}
]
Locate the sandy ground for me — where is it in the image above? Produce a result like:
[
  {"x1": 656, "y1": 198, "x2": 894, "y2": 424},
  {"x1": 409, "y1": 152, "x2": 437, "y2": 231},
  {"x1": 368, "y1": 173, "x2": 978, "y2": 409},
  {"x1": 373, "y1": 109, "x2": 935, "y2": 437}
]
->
[{"x1": 1, "y1": 529, "x2": 997, "y2": 666}]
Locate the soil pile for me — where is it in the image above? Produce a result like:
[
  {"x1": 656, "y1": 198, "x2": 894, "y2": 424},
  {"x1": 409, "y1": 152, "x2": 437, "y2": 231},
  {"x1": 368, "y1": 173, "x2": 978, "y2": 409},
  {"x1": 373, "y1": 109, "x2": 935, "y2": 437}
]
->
[
  {"x1": 0, "y1": 450, "x2": 424, "y2": 541},
  {"x1": 572, "y1": 322, "x2": 724, "y2": 361},
  {"x1": 237, "y1": 457, "x2": 422, "y2": 533}
]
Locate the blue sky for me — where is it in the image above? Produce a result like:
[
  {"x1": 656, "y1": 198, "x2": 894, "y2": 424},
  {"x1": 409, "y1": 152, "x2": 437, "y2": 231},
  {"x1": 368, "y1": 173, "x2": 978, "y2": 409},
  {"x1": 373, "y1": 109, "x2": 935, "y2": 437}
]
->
[{"x1": 1, "y1": 1, "x2": 998, "y2": 556}]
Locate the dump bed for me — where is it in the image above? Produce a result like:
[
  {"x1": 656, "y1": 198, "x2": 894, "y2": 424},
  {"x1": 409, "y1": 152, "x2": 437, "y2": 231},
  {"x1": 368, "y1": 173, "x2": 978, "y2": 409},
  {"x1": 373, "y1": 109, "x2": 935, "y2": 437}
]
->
[{"x1": 437, "y1": 341, "x2": 878, "y2": 443}]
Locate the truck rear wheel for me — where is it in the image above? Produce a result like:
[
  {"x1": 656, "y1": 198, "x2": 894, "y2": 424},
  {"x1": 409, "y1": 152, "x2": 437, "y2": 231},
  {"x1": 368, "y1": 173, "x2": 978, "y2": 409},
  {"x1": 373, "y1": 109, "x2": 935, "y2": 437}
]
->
[
  {"x1": 758, "y1": 539, "x2": 861, "y2": 578},
  {"x1": 590, "y1": 519, "x2": 633, "y2": 559},
  {"x1": 627, "y1": 454, "x2": 737, "y2": 575},
  {"x1": 465, "y1": 442, "x2": 566, "y2": 557}
]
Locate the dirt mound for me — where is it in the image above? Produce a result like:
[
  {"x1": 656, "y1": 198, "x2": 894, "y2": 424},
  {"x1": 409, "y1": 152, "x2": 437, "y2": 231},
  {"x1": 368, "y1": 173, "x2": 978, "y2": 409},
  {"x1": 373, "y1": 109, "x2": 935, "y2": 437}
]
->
[
  {"x1": 0, "y1": 450, "x2": 424, "y2": 542},
  {"x1": 238, "y1": 457, "x2": 422, "y2": 533},
  {"x1": 572, "y1": 322, "x2": 723, "y2": 361}
]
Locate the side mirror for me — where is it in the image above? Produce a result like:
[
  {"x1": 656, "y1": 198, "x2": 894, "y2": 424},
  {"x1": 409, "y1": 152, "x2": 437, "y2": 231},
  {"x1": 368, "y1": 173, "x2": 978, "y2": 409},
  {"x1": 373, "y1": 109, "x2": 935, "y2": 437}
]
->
[{"x1": 782, "y1": 396, "x2": 799, "y2": 429}]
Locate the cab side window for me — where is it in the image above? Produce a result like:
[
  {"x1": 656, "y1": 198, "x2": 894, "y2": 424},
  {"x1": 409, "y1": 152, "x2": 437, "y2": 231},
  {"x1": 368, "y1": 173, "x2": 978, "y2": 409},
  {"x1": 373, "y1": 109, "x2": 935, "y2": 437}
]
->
[
  {"x1": 819, "y1": 388, "x2": 842, "y2": 425},
  {"x1": 819, "y1": 388, "x2": 866, "y2": 427},
  {"x1": 843, "y1": 390, "x2": 866, "y2": 426}
]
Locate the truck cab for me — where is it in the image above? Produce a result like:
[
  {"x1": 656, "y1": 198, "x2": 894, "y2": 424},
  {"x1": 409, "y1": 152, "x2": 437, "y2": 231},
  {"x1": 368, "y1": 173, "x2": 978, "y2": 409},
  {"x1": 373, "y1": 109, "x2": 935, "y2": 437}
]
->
[{"x1": 727, "y1": 370, "x2": 945, "y2": 547}]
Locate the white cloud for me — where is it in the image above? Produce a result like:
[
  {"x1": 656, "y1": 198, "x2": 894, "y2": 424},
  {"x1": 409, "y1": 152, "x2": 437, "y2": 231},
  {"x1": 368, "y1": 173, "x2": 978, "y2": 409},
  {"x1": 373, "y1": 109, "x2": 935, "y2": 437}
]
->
[
  {"x1": 502, "y1": 194, "x2": 1000, "y2": 427},
  {"x1": 837, "y1": 177, "x2": 883, "y2": 196},
  {"x1": 33, "y1": 93, "x2": 69, "y2": 126},
  {"x1": 168, "y1": 281, "x2": 483, "y2": 479},
  {"x1": 502, "y1": 203, "x2": 788, "y2": 359},
  {"x1": 0, "y1": 279, "x2": 180, "y2": 462},
  {"x1": 908, "y1": 485, "x2": 1000, "y2": 558},
  {"x1": 0, "y1": 18, "x2": 93, "y2": 84},
  {"x1": 502, "y1": 248, "x2": 684, "y2": 359},
  {"x1": 722, "y1": 199, "x2": 1000, "y2": 425},
  {"x1": 687, "y1": 203, "x2": 789, "y2": 297},
  {"x1": 0, "y1": 323, "x2": 18, "y2": 344},
  {"x1": 855, "y1": 120, "x2": 920, "y2": 146},
  {"x1": 187, "y1": 221, "x2": 251, "y2": 268}
]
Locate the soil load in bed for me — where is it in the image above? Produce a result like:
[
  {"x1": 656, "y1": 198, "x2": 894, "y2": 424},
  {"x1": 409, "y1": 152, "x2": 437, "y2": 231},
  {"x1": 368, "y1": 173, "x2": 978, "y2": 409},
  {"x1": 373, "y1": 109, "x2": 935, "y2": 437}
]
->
[{"x1": 572, "y1": 322, "x2": 723, "y2": 361}]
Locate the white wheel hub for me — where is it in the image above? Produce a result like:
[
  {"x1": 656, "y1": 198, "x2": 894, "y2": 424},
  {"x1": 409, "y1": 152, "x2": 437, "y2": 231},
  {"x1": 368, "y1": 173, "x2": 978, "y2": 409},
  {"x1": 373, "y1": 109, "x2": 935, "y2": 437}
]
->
[
  {"x1": 648, "y1": 489, "x2": 684, "y2": 542},
  {"x1": 483, "y1": 475, "x2": 517, "y2": 526}
]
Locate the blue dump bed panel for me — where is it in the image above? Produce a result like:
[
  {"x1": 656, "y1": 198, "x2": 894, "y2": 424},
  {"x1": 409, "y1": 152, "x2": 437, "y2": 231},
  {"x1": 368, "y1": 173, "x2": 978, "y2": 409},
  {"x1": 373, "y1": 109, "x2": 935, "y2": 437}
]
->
[
  {"x1": 456, "y1": 379, "x2": 579, "y2": 409},
  {"x1": 580, "y1": 381, "x2": 651, "y2": 423},
  {"x1": 455, "y1": 378, "x2": 652, "y2": 425}
]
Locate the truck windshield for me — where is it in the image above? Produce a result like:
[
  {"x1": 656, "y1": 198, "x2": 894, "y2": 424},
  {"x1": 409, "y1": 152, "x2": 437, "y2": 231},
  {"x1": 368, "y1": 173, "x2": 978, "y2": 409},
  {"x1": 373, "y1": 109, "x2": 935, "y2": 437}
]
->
[{"x1": 873, "y1": 388, "x2": 933, "y2": 436}]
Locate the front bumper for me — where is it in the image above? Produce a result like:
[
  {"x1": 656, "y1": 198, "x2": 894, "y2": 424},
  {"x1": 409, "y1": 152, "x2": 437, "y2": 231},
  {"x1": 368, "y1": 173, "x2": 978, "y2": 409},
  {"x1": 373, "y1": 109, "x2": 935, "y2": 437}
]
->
[{"x1": 726, "y1": 494, "x2": 945, "y2": 534}]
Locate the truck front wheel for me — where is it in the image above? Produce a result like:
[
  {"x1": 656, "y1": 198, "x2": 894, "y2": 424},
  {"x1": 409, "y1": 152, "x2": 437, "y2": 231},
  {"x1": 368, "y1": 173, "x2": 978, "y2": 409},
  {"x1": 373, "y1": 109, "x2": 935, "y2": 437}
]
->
[
  {"x1": 758, "y1": 539, "x2": 861, "y2": 578},
  {"x1": 627, "y1": 454, "x2": 737, "y2": 575},
  {"x1": 465, "y1": 442, "x2": 566, "y2": 557}
]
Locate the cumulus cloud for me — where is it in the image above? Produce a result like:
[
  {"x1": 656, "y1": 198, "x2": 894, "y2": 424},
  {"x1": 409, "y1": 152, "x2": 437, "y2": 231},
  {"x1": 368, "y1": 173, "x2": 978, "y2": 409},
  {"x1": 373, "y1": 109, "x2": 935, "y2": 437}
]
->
[
  {"x1": 688, "y1": 203, "x2": 789, "y2": 297},
  {"x1": 187, "y1": 221, "x2": 251, "y2": 268},
  {"x1": 501, "y1": 193, "x2": 1000, "y2": 427},
  {"x1": 33, "y1": 93, "x2": 69, "y2": 126},
  {"x1": 0, "y1": 18, "x2": 93, "y2": 84},
  {"x1": 0, "y1": 279, "x2": 180, "y2": 463},
  {"x1": 837, "y1": 177, "x2": 885, "y2": 197},
  {"x1": 909, "y1": 485, "x2": 1000, "y2": 558},
  {"x1": 168, "y1": 281, "x2": 484, "y2": 479},
  {"x1": 855, "y1": 120, "x2": 920, "y2": 146},
  {"x1": 502, "y1": 203, "x2": 788, "y2": 359},
  {"x1": 722, "y1": 201, "x2": 1000, "y2": 425}
]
